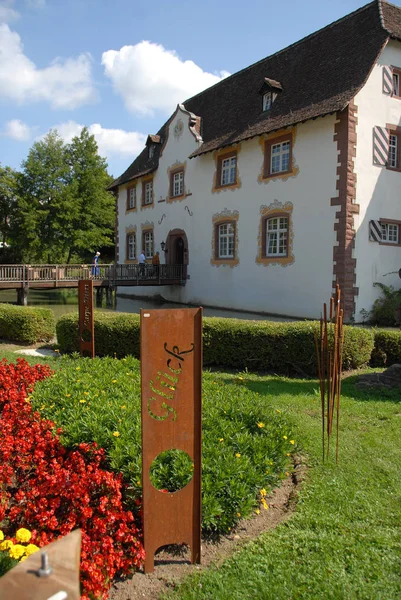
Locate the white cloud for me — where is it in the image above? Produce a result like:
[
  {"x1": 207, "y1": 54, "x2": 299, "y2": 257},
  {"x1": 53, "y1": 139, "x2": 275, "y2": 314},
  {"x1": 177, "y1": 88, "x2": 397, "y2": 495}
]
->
[
  {"x1": 0, "y1": 0, "x2": 19, "y2": 22},
  {"x1": 3, "y1": 118, "x2": 32, "y2": 140},
  {"x1": 0, "y1": 23, "x2": 96, "y2": 109},
  {"x1": 102, "y1": 40, "x2": 229, "y2": 116},
  {"x1": 48, "y1": 121, "x2": 147, "y2": 159}
]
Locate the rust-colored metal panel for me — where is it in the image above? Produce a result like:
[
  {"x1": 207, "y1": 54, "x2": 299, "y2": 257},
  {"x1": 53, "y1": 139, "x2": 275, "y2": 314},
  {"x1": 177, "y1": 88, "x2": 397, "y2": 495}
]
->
[
  {"x1": 78, "y1": 280, "x2": 95, "y2": 358},
  {"x1": 141, "y1": 308, "x2": 202, "y2": 573}
]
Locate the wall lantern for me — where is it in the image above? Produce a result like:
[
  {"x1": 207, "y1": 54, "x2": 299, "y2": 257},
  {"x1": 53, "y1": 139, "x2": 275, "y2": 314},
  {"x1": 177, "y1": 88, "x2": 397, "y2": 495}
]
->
[{"x1": 160, "y1": 241, "x2": 166, "y2": 252}]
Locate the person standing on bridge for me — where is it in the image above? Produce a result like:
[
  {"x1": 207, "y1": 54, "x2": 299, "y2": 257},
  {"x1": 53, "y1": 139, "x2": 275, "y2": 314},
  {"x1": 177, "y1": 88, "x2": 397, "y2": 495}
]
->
[
  {"x1": 139, "y1": 250, "x2": 146, "y2": 278},
  {"x1": 92, "y1": 251, "x2": 100, "y2": 277}
]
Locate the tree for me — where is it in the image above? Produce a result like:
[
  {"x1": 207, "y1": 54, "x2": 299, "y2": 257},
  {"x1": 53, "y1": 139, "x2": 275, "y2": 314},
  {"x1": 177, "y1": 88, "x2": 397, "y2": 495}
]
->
[
  {"x1": 0, "y1": 165, "x2": 18, "y2": 247},
  {"x1": 65, "y1": 127, "x2": 115, "y2": 262},
  {"x1": 12, "y1": 128, "x2": 115, "y2": 263}
]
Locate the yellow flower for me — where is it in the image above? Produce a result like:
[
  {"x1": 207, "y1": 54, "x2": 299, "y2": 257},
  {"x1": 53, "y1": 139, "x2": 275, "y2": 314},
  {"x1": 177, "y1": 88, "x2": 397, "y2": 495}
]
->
[
  {"x1": 121, "y1": 405, "x2": 127, "y2": 409},
  {"x1": 19, "y1": 555, "x2": 28, "y2": 562},
  {"x1": 0, "y1": 540, "x2": 13, "y2": 551},
  {"x1": 255, "y1": 508, "x2": 260, "y2": 515},
  {"x1": 257, "y1": 422, "x2": 265, "y2": 428},
  {"x1": 290, "y1": 440, "x2": 295, "y2": 445},
  {"x1": 79, "y1": 399, "x2": 86, "y2": 403},
  {"x1": 283, "y1": 435, "x2": 288, "y2": 440},
  {"x1": 219, "y1": 438, "x2": 224, "y2": 442},
  {"x1": 260, "y1": 488, "x2": 267, "y2": 497},
  {"x1": 25, "y1": 396, "x2": 31, "y2": 403},
  {"x1": 76, "y1": 379, "x2": 81, "y2": 383},
  {"x1": 238, "y1": 376, "x2": 244, "y2": 380},
  {"x1": 235, "y1": 453, "x2": 241, "y2": 458},
  {"x1": 83, "y1": 391, "x2": 89, "y2": 395},
  {"x1": 54, "y1": 349, "x2": 60, "y2": 353},
  {"x1": 169, "y1": 386, "x2": 175, "y2": 391},
  {"x1": 136, "y1": 480, "x2": 141, "y2": 486},
  {"x1": 265, "y1": 470, "x2": 269, "y2": 474},
  {"x1": 65, "y1": 394, "x2": 71, "y2": 397},
  {"x1": 237, "y1": 512, "x2": 241, "y2": 517},
  {"x1": 24, "y1": 544, "x2": 40, "y2": 556},
  {"x1": 286, "y1": 453, "x2": 291, "y2": 457},
  {"x1": 113, "y1": 431, "x2": 120, "y2": 437},
  {"x1": 9, "y1": 544, "x2": 26, "y2": 559},
  {"x1": 276, "y1": 409, "x2": 281, "y2": 413},
  {"x1": 262, "y1": 500, "x2": 269, "y2": 511},
  {"x1": 76, "y1": 367, "x2": 80, "y2": 371},
  {"x1": 0, "y1": 530, "x2": 4, "y2": 542},
  {"x1": 16, "y1": 528, "x2": 31, "y2": 543},
  {"x1": 112, "y1": 379, "x2": 117, "y2": 383}
]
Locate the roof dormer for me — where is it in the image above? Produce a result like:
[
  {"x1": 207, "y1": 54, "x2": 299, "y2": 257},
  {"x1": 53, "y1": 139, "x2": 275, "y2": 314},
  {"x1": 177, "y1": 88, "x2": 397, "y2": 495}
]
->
[
  {"x1": 146, "y1": 134, "x2": 161, "y2": 159},
  {"x1": 259, "y1": 78, "x2": 282, "y2": 112}
]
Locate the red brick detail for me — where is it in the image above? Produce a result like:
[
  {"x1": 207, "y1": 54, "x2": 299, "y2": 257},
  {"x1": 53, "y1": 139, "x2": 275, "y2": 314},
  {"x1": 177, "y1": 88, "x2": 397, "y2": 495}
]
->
[{"x1": 330, "y1": 100, "x2": 359, "y2": 321}]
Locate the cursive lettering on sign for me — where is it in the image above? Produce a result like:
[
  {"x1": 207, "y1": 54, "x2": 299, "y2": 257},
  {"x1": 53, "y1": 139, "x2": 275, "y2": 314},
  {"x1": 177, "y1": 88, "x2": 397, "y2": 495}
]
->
[{"x1": 147, "y1": 343, "x2": 195, "y2": 422}]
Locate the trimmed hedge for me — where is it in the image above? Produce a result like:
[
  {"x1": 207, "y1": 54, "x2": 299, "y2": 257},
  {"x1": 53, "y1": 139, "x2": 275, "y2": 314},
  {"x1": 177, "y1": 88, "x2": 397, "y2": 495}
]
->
[
  {"x1": 57, "y1": 311, "x2": 140, "y2": 358},
  {"x1": 370, "y1": 329, "x2": 401, "y2": 367},
  {"x1": 57, "y1": 312, "x2": 375, "y2": 376},
  {"x1": 0, "y1": 303, "x2": 55, "y2": 344}
]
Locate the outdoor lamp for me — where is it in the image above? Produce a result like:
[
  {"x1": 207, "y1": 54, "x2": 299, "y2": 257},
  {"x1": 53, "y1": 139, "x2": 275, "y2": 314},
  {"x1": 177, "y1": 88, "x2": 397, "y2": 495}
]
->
[{"x1": 160, "y1": 241, "x2": 166, "y2": 252}]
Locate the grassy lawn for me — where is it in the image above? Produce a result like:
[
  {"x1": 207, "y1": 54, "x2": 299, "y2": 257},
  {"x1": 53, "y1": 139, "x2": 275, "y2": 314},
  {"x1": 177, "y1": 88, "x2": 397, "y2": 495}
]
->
[{"x1": 164, "y1": 372, "x2": 401, "y2": 600}]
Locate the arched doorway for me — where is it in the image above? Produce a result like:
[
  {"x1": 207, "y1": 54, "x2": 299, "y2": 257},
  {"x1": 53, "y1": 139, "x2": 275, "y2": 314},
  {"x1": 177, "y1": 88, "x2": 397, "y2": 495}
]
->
[{"x1": 165, "y1": 229, "x2": 188, "y2": 277}]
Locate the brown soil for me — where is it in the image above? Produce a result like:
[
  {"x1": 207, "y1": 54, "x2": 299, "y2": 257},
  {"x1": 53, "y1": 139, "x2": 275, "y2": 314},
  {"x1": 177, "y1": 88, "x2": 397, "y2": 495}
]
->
[{"x1": 109, "y1": 456, "x2": 306, "y2": 600}]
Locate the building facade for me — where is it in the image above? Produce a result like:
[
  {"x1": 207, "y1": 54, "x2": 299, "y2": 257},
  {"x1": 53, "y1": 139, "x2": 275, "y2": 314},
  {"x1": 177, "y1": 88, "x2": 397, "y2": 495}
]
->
[{"x1": 111, "y1": 1, "x2": 401, "y2": 322}]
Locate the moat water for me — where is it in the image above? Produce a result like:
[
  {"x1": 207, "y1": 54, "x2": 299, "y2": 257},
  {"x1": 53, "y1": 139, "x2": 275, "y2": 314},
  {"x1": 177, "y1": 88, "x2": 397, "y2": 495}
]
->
[{"x1": 0, "y1": 289, "x2": 293, "y2": 322}]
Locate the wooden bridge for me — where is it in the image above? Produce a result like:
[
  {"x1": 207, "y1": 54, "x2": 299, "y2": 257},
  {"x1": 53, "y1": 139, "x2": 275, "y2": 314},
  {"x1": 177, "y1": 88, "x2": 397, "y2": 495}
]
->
[{"x1": 0, "y1": 264, "x2": 186, "y2": 305}]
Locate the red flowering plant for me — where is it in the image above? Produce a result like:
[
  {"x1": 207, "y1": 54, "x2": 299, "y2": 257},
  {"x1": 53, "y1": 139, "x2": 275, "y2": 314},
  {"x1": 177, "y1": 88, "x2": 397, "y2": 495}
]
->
[{"x1": 0, "y1": 359, "x2": 145, "y2": 599}]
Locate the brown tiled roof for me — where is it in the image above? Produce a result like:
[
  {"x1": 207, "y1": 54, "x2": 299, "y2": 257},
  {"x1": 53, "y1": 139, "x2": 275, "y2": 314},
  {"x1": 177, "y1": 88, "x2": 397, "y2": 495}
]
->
[{"x1": 111, "y1": 1, "x2": 401, "y2": 187}]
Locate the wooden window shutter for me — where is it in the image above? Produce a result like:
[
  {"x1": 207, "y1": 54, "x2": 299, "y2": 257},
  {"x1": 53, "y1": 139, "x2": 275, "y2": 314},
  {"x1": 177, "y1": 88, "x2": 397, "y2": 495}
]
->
[
  {"x1": 126, "y1": 188, "x2": 130, "y2": 210},
  {"x1": 373, "y1": 127, "x2": 389, "y2": 165},
  {"x1": 382, "y1": 66, "x2": 393, "y2": 95},
  {"x1": 369, "y1": 220, "x2": 382, "y2": 242}
]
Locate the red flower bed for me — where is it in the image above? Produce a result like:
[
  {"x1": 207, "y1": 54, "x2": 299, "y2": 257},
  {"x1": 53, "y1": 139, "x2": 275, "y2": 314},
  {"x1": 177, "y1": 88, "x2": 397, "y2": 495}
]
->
[{"x1": 0, "y1": 358, "x2": 145, "y2": 599}]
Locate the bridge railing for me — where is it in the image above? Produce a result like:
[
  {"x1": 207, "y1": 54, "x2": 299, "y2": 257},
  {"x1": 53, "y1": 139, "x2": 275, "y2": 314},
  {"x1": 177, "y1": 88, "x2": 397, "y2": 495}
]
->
[{"x1": 0, "y1": 264, "x2": 185, "y2": 285}]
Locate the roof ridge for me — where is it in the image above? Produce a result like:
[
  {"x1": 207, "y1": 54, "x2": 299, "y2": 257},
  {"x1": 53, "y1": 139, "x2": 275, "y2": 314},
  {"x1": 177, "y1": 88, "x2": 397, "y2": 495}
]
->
[
  {"x1": 184, "y1": 1, "x2": 377, "y2": 106},
  {"x1": 378, "y1": 0, "x2": 386, "y2": 29}
]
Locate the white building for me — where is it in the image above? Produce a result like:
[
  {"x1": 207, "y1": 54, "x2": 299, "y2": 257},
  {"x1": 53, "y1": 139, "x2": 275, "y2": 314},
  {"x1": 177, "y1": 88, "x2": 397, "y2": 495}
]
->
[{"x1": 111, "y1": 0, "x2": 401, "y2": 322}]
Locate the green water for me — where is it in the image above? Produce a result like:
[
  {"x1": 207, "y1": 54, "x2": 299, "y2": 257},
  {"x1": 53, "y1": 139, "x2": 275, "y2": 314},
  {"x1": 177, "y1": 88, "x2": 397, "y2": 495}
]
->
[{"x1": 0, "y1": 289, "x2": 290, "y2": 322}]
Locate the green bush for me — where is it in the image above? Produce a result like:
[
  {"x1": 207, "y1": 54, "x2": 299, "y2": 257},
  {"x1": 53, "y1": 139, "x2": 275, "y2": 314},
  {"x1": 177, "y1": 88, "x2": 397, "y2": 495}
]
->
[
  {"x1": 57, "y1": 313, "x2": 374, "y2": 375},
  {"x1": 31, "y1": 356, "x2": 293, "y2": 534},
  {"x1": 371, "y1": 282, "x2": 401, "y2": 326},
  {"x1": 371, "y1": 329, "x2": 401, "y2": 367},
  {"x1": 0, "y1": 304, "x2": 55, "y2": 344}
]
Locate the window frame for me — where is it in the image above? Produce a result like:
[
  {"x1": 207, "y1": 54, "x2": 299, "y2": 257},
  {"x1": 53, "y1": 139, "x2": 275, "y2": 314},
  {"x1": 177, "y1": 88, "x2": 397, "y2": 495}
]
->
[
  {"x1": 142, "y1": 230, "x2": 154, "y2": 258},
  {"x1": 126, "y1": 232, "x2": 136, "y2": 261},
  {"x1": 379, "y1": 219, "x2": 401, "y2": 247},
  {"x1": 216, "y1": 150, "x2": 238, "y2": 189},
  {"x1": 142, "y1": 178, "x2": 154, "y2": 206},
  {"x1": 263, "y1": 133, "x2": 293, "y2": 178},
  {"x1": 386, "y1": 125, "x2": 401, "y2": 172},
  {"x1": 392, "y1": 66, "x2": 401, "y2": 98},
  {"x1": 262, "y1": 213, "x2": 289, "y2": 258},
  {"x1": 215, "y1": 221, "x2": 236, "y2": 260},
  {"x1": 169, "y1": 169, "x2": 185, "y2": 199},
  {"x1": 263, "y1": 92, "x2": 272, "y2": 111},
  {"x1": 126, "y1": 185, "x2": 137, "y2": 211}
]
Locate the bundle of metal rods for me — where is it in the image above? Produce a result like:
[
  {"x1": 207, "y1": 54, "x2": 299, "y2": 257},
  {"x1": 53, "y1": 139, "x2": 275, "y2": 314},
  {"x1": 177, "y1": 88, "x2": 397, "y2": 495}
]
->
[{"x1": 314, "y1": 284, "x2": 345, "y2": 463}]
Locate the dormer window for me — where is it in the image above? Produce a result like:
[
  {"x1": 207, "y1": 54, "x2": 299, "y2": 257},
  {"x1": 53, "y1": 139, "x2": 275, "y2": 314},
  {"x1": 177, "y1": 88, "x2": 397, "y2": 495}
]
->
[
  {"x1": 263, "y1": 92, "x2": 272, "y2": 112},
  {"x1": 149, "y1": 145, "x2": 155, "y2": 159},
  {"x1": 260, "y1": 77, "x2": 282, "y2": 113},
  {"x1": 146, "y1": 134, "x2": 161, "y2": 160}
]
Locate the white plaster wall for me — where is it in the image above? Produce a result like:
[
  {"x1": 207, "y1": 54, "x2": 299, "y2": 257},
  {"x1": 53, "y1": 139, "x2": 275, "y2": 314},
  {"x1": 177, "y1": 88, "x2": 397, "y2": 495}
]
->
[
  {"x1": 118, "y1": 108, "x2": 339, "y2": 318},
  {"x1": 354, "y1": 40, "x2": 401, "y2": 319}
]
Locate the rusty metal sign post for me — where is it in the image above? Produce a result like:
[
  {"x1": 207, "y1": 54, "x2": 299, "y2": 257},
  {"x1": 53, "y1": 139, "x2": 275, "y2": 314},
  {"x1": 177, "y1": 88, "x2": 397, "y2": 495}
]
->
[
  {"x1": 140, "y1": 308, "x2": 202, "y2": 573},
  {"x1": 78, "y1": 280, "x2": 95, "y2": 358}
]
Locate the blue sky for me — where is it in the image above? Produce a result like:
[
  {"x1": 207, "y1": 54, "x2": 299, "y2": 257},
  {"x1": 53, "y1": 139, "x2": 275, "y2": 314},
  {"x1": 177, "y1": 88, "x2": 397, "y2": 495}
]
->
[{"x1": 0, "y1": 0, "x2": 398, "y2": 179}]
